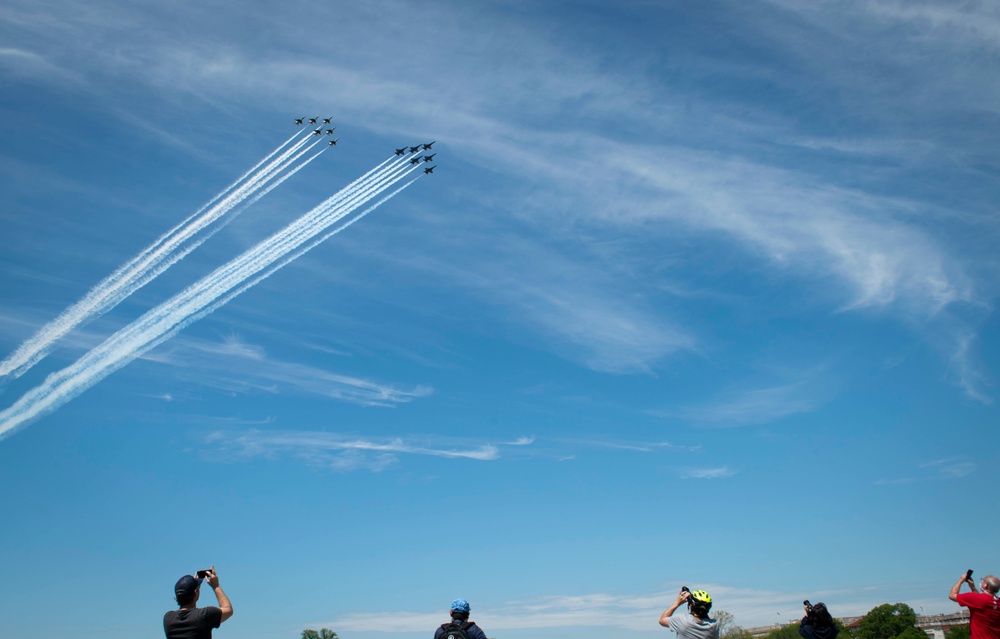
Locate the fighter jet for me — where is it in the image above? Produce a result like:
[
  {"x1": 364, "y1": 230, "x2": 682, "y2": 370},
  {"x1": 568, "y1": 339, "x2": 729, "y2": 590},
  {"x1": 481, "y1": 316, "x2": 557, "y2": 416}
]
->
[
  {"x1": 328, "y1": 138, "x2": 339, "y2": 146},
  {"x1": 423, "y1": 165, "x2": 436, "y2": 174},
  {"x1": 325, "y1": 128, "x2": 336, "y2": 135},
  {"x1": 395, "y1": 148, "x2": 406, "y2": 156},
  {"x1": 312, "y1": 129, "x2": 322, "y2": 136},
  {"x1": 322, "y1": 117, "x2": 333, "y2": 124},
  {"x1": 408, "y1": 145, "x2": 421, "y2": 154},
  {"x1": 294, "y1": 118, "x2": 305, "y2": 125},
  {"x1": 308, "y1": 117, "x2": 319, "y2": 124},
  {"x1": 422, "y1": 141, "x2": 436, "y2": 150},
  {"x1": 422, "y1": 153, "x2": 436, "y2": 162},
  {"x1": 409, "y1": 155, "x2": 423, "y2": 164}
]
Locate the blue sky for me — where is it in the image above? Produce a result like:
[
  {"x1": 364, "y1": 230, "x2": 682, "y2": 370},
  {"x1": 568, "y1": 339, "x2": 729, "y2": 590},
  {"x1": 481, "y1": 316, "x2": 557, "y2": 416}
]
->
[{"x1": 0, "y1": 1, "x2": 997, "y2": 638}]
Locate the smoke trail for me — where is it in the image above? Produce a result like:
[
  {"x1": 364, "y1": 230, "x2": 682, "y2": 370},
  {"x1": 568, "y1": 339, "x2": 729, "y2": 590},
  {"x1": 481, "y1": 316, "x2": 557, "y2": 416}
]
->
[
  {"x1": 163, "y1": 179, "x2": 419, "y2": 359},
  {"x1": 118, "y1": 139, "x2": 329, "y2": 300},
  {"x1": 0, "y1": 157, "x2": 423, "y2": 440},
  {"x1": 0, "y1": 132, "x2": 317, "y2": 380},
  {"x1": 108, "y1": 132, "x2": 313, "y2": 291}
]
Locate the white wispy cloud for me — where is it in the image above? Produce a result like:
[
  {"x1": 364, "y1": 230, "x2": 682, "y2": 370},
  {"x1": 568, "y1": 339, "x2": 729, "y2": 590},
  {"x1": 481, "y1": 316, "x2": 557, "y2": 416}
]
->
[
  {"x1": 143, "y1": 334, "x2": 431, "y2": 407},
  {"x1": 0, "y1": 46, "x2": 85, "y2": 85},
  {"x1": 876, "y1": 455, "x2": 977, "y2": 485},
  {"x1": 680, "y1": 466, "x2": 736, "y2": 480},
  {"x1": 204, "y1": 429, "x2": 505, "y2": 473},
  {"x1": 202, "y1": 429, "x2": 700, "y2": 471},
  {"x1": 558, "y1": 438, "x2": 701, "y2": 454},
  {"x1": 667, "y1": 381, "x2": 825, "y2": 428},
  {"x1": 919, "y1": 456, "x2": 977, "y2": 479}
]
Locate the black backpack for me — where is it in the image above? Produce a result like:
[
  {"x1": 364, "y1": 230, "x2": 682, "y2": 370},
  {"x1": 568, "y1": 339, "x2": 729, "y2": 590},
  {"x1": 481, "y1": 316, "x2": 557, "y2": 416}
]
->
[{"x1": 440, "y1": 620, "x2": 474, "y2": 639}]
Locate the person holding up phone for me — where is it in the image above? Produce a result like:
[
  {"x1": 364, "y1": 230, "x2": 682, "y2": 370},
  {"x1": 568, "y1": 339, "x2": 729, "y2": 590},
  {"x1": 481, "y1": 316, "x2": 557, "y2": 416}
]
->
[
  {"x1": 164, "y1": 565, "x2": 234, "y2": 639},
  {"x1": 659, "y1": 587, "x2": 719, "y2": 639},
  {"x1": 949, "y1": 570, "x2": 1000, "y2": 639}
]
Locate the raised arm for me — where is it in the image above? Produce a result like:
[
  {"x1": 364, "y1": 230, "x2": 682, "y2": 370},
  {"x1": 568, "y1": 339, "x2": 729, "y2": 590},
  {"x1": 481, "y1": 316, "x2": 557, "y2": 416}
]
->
[
  {"x1": 950, "y1": 572, "x2": 976, "y2": 602},
  {"x1": 206, "y1": 566, "x2": 234, "y2": 622},
  {"x1": 660, "y1": 590, "x2": 691, "y2": 627}
]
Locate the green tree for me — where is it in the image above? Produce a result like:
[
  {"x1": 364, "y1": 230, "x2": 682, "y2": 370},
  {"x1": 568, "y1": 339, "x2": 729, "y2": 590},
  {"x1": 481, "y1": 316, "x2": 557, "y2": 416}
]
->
[
  {"x1": 301, "y1": 629, "x2": 339, "y2": 639},
  {"x1": 765, "y1": 622, "x2": 802, "y2": 639},
  {"x1": 855, "y1": 604, "x2": 921, "y2": 639},
  {"x1": 945, "y1": 626, "x2": 970, "y2": 639}
]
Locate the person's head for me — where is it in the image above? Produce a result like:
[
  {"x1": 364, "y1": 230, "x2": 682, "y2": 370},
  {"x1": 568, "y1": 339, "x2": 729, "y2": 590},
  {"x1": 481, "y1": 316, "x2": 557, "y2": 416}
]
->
[
  {"x1": 983, "y1": 576, "x2": 1000, "y2": 596},
  {"x1": 174, "y1": 575, "x2": 202, "y2": 608},
  {"x1": 808, "y1": 603, "x2": 834, "y2": 627},
  {"x1": 450, "y1": 598, "x2": 471, "y2": 621},
  {"x1": 688, "y1": 590, "x2": 712, "y2": 619}
]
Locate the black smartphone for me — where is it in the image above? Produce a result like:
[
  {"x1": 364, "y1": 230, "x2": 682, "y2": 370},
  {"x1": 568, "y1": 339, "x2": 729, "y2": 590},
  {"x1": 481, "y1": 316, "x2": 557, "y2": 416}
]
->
[
  {"x1": 966, "y1": 569, "x2": 974, "y2": 580},
  {"x1": 197, "y1": 569, "x2": 212, "y2": 579}
]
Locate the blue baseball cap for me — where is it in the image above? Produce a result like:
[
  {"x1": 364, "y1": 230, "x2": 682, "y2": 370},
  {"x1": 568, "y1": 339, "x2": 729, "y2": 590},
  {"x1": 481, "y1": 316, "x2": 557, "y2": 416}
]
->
[
  {"x1": 450, "y1": 598, "x2": 471, "y2": 613},
  {"x1": 174, "y1": 575, "x2": 203, "y2": 600}
]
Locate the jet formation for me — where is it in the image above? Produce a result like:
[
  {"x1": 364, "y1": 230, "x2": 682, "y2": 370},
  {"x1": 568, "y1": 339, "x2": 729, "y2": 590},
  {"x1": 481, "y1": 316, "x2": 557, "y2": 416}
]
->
[
  {"x1": 295, "y1": 116, "x2": 333, "y2": 126},
  {"x1": 295, "y1": 118, "x2": 438, "y2": 174}
]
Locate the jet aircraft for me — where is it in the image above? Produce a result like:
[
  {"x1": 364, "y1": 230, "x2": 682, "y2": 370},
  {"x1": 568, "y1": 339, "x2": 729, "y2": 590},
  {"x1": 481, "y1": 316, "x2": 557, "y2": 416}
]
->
[
  {"x1": 408, "y1": 145, "x2": 421, "y2": 153},
  {"x1": 423, "y1": 153, "x2": 436, "y2": 162},
  {"x1": 312, "y1": 129, "x2": 322, "y2": 136},
  {"x1": 325, "y1": 128, "x2": 336, "y2": 135},
  {"x1": 294, "y1": 118, "x2": 305, "y2": 125},
  {"x1": 308, "y1": 117, "x2": 319, "y2": 124},
  {"x1": 422, "y1": 141, "x2": 436, "y2": 150},
  {"x1": 394, "y1": 148, "x2": 406, "y2": 156},
  {"x1": 323, "y1": 117, "x2": 333, "y2": 124},
  {"x1": 423, "y1": 165, "x2": 436, "y2": 174},
  {"x1": 328, "y1": 138, "x2": 339, "y2": 146},
  {"x1": 409, "y1": 156, "x2": 423, "y2": 164}
]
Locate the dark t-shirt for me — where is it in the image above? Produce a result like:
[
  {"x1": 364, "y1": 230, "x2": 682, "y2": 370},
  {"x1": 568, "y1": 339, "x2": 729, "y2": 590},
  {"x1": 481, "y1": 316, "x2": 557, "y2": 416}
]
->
[{"x1": 164, "y1": 606, "x2": 223, "y2": 639}]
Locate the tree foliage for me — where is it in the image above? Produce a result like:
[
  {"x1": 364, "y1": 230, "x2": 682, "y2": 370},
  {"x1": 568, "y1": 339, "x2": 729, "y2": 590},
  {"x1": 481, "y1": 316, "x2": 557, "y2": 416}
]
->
[
  {"x1": 301, "y1": 629, "x2": 339, "y2": 639},
  {"x1": 945, "y1": 626, "x2": 970, "y2": 639},
  {"x1": 855, "y1": 604, "x2": 920, "y2": 639},
  {"x1": 765, "y1": 621, "x2": 803, "y2": 639}
]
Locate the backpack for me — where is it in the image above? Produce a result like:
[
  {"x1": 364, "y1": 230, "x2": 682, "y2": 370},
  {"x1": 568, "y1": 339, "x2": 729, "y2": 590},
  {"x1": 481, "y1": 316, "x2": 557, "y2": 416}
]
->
[{"x1": 440, "y1": 620, "x2": 474, "y2": 639}]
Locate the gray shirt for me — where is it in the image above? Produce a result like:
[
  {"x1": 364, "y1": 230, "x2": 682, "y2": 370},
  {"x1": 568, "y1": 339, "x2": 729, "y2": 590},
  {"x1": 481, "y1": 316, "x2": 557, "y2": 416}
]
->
[{"x1": 667, "y1": 612, "x2": 720, "y2": 639}]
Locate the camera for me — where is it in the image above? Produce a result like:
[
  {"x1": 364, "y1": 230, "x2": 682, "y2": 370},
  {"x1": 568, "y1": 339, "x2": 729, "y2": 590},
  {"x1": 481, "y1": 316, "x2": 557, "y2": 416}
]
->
[
  {"x1": 966, "y1": 569, "x2": 974, "y2": 581},
  {"x1": 804, "y1": 600, "x2": 813, "y2": 612},
  {"x1": 196, "y1": 569, "x2": 212, "y2": 579}
]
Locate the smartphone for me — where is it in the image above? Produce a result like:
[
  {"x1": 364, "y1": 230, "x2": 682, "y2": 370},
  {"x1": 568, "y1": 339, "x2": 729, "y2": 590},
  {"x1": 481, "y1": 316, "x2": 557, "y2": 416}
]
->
[
  {"x1": 966, "y1": 569, "x2": 974, "y2": 580},
  {"x1": 197, "y1": 569, "x2": 212, "y2": 579}
]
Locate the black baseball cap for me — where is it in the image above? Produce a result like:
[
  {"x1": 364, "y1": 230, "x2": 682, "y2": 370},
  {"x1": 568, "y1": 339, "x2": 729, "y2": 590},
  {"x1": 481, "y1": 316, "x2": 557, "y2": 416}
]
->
[{"x1": 174, "y1": 575, "x2": 203, "y2": 600}]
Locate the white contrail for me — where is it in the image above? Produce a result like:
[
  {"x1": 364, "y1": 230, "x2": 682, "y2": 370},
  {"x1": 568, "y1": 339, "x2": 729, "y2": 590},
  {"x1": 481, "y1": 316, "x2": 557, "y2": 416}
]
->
[
  {"x1": 0, "y1": 131, "x2": 318, "y2": 380},
  {"x1": 180, "y1": 179, "x2": 419, "y2": 352},
  {"x1": 0, "y1": 157, "x2": 424, "y2": 440},
  {"x1": 107, "y1": 132, "x2": 313, "y2": 290},
  {"x1": 130, "y1": 129, "x2": 304, "y2": 263},
  {"x1": 118, "y1": 138, "x2": 329, "y2": 298}
]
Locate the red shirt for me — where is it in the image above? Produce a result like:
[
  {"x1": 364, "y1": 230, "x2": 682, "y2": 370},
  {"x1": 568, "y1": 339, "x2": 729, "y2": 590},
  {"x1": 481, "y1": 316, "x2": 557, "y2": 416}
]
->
[{"x1": 957, "y1": 593, "x2": 1000, "y2": 639}]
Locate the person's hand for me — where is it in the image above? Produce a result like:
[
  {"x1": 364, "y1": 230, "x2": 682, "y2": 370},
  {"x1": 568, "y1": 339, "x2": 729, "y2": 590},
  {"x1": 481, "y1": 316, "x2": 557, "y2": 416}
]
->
[
  {"x1": 206, "y1": 565, "x2": 220, "y2": 588},
  {"x1": 677, "y1": 590, "x2": 691, "y2": 604}
]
